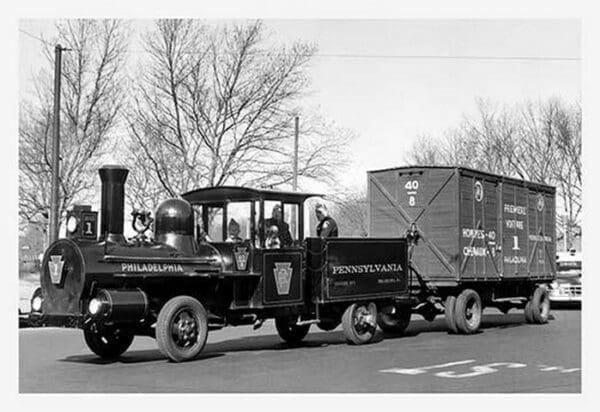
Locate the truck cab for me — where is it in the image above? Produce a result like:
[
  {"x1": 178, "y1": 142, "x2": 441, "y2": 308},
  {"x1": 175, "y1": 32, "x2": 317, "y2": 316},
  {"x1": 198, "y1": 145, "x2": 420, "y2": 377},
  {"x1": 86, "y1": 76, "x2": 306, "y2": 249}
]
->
[
  {"x1": 182, "y1": 186, "x2": 321, "y2": 248},
  {"x1": 550, "y1": 249, "x2": 582, "y2": 306},
  {"x1": 181, "y1": 186, "x2": 322, "y2": 310}
]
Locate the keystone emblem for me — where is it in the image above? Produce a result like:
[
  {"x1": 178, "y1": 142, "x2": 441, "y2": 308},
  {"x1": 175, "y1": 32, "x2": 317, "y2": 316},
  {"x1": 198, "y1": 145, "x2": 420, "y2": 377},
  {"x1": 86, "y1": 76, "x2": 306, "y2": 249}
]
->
[
  {"x1": 273, "y1": 262, "x2": 293, "y2": 295},
  {"x1": 48, "y1": 255, "x2": 65, "y2": 285},
  {"x1": 234, "y1": 247, "x2": 249, "y2": 271}
]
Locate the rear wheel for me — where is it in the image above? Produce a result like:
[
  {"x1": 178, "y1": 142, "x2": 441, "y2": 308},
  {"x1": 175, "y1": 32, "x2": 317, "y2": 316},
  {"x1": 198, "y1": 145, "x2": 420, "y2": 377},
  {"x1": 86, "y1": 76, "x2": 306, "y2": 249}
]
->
[
  {"x1": 528, "y1": 286, "x2": 550, "y2": 324},
  {"x1": 317, "y1": 319, "x2": 341, "y2": 332},
  {"x1": 83, "y1": 323, "x2": 134, "y2": 359},
  {"x1": 377, "y1": 305, "x2": 411, "y2": 334},
  {"x1": 156, "y1": 296, "x2": 209, "y2": 362},
  {"x1": 275, "y1": 317, "x2": 310, "y2": 343},
  {"x1": 342, "y1": 302, "x2": 378, "y2": 345},
  {"x1": 444, "y1": 295, "x2": 458, "y2": 334},
  {"x1": 454, "y1": 289, "x2": 482, "y2": 334}
]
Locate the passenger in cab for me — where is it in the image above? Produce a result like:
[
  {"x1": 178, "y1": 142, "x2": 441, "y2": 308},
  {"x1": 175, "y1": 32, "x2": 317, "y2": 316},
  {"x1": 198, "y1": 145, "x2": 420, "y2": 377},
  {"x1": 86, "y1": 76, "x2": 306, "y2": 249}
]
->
[
  {"x1": 226, "y1": 218, "x2": 243, "y2": 242},
  {"x1": 265, "y1": 204, "x2": 293, "y2": 247},
  {"x1": 266, "y1": 225, "x2": 281, "y2": 249}
]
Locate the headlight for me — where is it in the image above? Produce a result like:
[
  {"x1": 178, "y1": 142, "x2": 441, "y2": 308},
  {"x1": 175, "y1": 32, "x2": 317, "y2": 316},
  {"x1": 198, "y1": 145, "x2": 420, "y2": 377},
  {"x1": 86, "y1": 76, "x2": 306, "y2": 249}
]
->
[
  {"x1": 88, "y1": 298, "x2": 104, "y2": 315},
  {"x1": 67, "y1": 216, "x2": 78, "y2": 233},
  {"x1": 31, "y1": 296, "x2": 43, "y2": 312}
]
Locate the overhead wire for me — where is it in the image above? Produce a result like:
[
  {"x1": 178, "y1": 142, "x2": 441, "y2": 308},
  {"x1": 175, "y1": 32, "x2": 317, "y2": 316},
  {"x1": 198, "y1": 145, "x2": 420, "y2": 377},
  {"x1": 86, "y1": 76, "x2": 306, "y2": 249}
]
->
[{"x1": 21, "y1": 28, "x2": 580, "y2": 62}]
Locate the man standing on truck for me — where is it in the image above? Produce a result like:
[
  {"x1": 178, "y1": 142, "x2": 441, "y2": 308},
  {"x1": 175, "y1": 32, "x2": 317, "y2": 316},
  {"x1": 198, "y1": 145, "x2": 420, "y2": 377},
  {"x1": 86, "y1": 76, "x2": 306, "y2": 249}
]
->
[{"x1": 315, "y1": 203, "x2": 338, "y2": 238}]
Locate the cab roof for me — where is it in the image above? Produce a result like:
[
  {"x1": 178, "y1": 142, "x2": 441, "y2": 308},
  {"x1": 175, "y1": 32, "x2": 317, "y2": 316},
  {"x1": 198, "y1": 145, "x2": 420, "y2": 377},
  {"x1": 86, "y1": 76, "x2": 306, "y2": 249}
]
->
[{"x1": 181, "y1": 186, "x2": 323, "y2": 204}]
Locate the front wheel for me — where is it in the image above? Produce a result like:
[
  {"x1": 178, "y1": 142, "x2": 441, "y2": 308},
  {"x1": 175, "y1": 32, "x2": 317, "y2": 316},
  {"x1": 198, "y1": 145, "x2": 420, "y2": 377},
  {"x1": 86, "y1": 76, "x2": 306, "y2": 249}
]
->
[
  {"x1": 342, "y1": 302, "x2": 378, "y2": 345},
  {"x1": 156, "y1": 296, "x2": 209, "y2": 362},
  {"x1": 83, "y1": 324, "x2": 134, "y2": 359},
  {"x1": 377, "y1": 305, "x2": 411, "y2": 334},
  {"x1": 275, "y1": 317, "x2": 310, "y2": 343}
]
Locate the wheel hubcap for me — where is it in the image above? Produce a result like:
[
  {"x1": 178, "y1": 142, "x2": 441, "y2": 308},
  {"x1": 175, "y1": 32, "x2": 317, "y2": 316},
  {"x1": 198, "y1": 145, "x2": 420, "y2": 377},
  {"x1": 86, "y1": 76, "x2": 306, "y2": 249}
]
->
[
  {"x1": 172, "y1": 310, "x2": 199, "y2": 348},
  {"x1": 354, "y1": 305, "x2": 376, "y2": 334},
  {"x1": 465, "y1": 299, "x2": 480, "y2": 328}
]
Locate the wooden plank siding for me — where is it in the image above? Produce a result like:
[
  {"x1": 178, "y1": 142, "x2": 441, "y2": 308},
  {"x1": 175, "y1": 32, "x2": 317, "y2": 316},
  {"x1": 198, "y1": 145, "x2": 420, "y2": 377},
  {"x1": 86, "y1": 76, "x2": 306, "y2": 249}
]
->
[{"x1": 368, "y1": 166, "x2": 556, "y2": 285}]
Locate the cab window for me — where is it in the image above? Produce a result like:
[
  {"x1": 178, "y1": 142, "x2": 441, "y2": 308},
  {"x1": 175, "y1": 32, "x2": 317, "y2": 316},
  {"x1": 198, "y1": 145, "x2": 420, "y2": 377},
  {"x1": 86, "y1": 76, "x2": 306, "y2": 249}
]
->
[
  {"x1": 226, "y1": 202, "x2": 252, "y2": 243},
  {"x1": 206, "y1": 206, "x2": 224, "y2": 242}
]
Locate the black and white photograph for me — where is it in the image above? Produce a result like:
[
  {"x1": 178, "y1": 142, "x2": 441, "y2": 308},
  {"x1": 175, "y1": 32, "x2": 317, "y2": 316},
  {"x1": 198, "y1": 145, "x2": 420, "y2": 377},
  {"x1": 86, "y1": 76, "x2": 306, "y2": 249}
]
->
[{"x1": 7, "y1": 0, "x2": 598, "y2": 405}]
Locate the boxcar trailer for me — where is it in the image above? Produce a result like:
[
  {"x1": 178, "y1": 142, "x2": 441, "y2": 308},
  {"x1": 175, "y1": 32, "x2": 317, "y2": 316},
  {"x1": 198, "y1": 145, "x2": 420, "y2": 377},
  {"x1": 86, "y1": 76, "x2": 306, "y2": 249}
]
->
[{"x1": 367, "y1": 166, "x2": 556, "y2": 334}]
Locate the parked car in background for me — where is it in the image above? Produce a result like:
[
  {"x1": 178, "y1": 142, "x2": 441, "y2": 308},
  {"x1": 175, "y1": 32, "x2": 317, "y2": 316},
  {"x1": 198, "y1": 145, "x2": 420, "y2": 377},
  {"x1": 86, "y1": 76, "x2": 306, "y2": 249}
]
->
[{"x1": 550, "y1": 249, "x2": 582, "y2": 307}]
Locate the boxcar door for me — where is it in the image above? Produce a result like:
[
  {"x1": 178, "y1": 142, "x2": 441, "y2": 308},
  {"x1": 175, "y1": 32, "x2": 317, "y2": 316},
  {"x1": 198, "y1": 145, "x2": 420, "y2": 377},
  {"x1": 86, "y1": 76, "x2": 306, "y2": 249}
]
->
[
  {"x1": 459, "y1": 176, "x2": 502, "y2": 280},
  {"x1": 501, "y1": 183, "x2": 529, "y2": 278}
]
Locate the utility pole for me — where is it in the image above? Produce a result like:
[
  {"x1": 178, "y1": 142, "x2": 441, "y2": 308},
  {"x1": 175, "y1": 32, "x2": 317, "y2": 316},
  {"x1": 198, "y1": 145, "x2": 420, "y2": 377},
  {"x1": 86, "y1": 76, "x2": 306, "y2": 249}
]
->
[
  {"x1": 293, "y1": 116, "x2": 299, "y2": 191},
  {"x1": 49, "y1": 44, "x2": 64, "y2": 244},
  {"x1": 292, "y1": 116, "x2": 300, "y2": 238}
]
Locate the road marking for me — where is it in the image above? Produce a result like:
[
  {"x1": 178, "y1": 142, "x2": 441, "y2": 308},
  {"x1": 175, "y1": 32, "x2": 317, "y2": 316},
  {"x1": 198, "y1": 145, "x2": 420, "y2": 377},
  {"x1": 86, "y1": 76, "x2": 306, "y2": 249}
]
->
[
  {"x1": 380, "y1": 360, "x2": 475, "y2": 375},
  {"x1": 538, "y1": 365, "x2": 581, "y2": 374},
  {"x1": 381, "y1": 361, "x2": 580, "y2": 379},
  {"x1": 435, "y1": 362, "x2": 526, "y2": 379}
]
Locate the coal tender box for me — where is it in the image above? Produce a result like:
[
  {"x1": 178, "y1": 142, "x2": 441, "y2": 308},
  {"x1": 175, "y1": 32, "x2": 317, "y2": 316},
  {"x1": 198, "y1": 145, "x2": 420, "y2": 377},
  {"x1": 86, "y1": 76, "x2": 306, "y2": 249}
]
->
[{"x1": 306, "y1": 237, "x2": 410, "y2": 303}]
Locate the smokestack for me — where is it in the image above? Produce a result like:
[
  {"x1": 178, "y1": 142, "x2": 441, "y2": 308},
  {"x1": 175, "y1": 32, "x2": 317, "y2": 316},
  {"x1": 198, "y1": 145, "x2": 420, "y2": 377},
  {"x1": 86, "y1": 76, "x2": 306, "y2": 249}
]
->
[{"x1": 99, "y1": 165, "x2": 129, "y2": 243}]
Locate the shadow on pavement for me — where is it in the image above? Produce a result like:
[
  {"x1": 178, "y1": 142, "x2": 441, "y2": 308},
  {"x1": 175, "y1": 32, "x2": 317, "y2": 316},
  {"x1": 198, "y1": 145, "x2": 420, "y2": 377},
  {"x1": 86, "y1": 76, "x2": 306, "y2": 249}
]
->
[
  {"x1": 58, "y1": 311, "x2": 557, "y2": 365},
  {"x1": 61, "y1": 350, "x2": 224, "y2": 365},
  {"x1": 551, "y1": 302, "x2": 581, "y2": 310},
  {"x1": 383, "y1": 312, "x2": 554, "y2": 339}
]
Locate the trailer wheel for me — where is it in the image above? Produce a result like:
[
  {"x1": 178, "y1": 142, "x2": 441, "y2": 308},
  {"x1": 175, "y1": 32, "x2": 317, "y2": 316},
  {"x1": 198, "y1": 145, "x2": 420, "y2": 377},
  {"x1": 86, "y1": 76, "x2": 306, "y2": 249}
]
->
[
  {"x1": 454, "y1": 289, "x2": 482, "y2": 334},
  {"x1": 342, "y1": 302, "x2": 378, "y2": 345},
  {"x1": 524, "y1": 301, "x2": 534, "y2": 323},
  {"x1": 377, "y1": 305, "x2": 411, "y2": 334},
  {"x1": 83, "y1": 323, "x2": 134, "y2": 359},
  {"x1": 275, "y1": 317, "x2": 311, "y2": 343},
  {"x1": 156, "y1": 296, "x2": 208, "y2": 362},
  {"x1": 444, "y1": 295, "x2": 459, "y2": 334},
  {"x1": 528, "y1": 286, "x2": 550, "y2": 324}
]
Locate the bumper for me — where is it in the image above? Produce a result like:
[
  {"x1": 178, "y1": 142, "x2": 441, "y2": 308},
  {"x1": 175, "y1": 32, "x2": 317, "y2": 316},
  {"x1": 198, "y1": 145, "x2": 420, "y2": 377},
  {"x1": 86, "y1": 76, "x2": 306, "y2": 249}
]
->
[
  {"x1": 549, "y1": 285, "x2": 581, "y2": 303},
  {"x1": 550, "y1": 294, "x2": 582, "y2": 303},
  {"x1": 35, "y1": 313, "x2": 83, "y2": 328}
]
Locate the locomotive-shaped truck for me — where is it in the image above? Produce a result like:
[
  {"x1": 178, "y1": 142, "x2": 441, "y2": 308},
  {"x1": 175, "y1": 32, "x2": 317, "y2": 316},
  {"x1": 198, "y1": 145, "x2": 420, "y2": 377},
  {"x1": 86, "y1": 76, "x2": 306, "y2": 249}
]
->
[{"x1": 36, "y1": 165, "x2": 555, "y2": 362}]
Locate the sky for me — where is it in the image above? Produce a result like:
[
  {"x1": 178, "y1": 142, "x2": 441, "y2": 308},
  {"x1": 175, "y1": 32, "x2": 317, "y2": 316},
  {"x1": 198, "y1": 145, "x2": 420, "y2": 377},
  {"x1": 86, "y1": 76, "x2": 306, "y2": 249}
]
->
[{"x1": 18, "y1": 19, "x2": 581, "y2": 193}]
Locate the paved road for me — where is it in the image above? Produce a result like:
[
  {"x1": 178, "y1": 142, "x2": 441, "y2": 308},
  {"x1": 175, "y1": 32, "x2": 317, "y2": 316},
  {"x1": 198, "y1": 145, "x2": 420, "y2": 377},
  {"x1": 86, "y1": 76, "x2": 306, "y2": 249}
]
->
[{"x1": 19, "y1": 308, "x2": 580, "y2": 393}]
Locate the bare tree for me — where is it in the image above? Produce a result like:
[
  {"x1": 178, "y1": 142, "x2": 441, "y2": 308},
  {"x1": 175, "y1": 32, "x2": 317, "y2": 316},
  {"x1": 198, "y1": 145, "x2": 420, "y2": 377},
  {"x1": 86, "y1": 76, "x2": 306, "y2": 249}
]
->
[
  {"x1": 404, "y1": 97, "x2": 582, "y2": 249},
  {"x1": 125, "y1": 19, "x2": 351, "y2": 210},
  {"x1": 329, "y1": 190, "x2": 369, "y2": 237},
  {"x1": 19, "y1": 19, "x2": 130, "y2": 241}
]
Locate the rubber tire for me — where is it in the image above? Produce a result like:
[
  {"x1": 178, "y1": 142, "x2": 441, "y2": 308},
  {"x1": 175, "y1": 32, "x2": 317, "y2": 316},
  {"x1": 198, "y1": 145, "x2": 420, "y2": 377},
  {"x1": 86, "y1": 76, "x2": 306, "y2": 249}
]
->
[
  {"x1": 524, "y1": 300, "x2": 534, "y2": 324},
  {"x1": 275, "y1": 317, "x2": 311, "y2": 343},
  {"x1": 454, "y1": 289, "x2": 483, "y2": 334},
  {"x1": 444, "y1": 295, "x2": 459, "y2": 334},
  {"x1": 83, "y1": 324, "x2": 134, "y2": 359},
  {"x1": 529, "y1": 286, "x2": 551, "y2": 324},
  {"x1": 377, "y1": 305, "x2": 411, "y2": 334},
  {"x1": 156, "y1": 296, "x2": 209, "y2": 363},
  {"x1": 342, "y1": 303, "x2": 377, "y2": 345}
]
